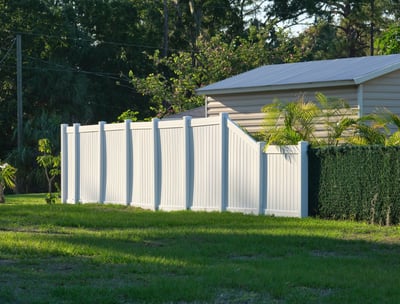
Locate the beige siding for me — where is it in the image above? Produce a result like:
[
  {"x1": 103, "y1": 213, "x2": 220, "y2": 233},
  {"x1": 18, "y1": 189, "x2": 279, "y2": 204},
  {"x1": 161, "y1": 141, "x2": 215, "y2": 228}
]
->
[
  {"x1": 207, "y1": 86, "x2": 358, "y2": 133},
  {"x1": 363, "y1": 70, "x2": 400, "y2": 116}
]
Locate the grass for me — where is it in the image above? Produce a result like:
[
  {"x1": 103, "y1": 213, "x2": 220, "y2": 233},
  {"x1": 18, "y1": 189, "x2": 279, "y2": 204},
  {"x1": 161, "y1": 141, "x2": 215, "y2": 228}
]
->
[{"x1": 0, "y1": 194, "x2": 399, "y2": 303}]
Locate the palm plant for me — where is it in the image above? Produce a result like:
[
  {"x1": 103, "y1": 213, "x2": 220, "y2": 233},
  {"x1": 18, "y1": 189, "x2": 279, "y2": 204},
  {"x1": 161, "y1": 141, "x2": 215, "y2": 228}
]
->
[
  {"x1": 0, "y1": 162, "x2": 17, "y2": 203},
  {"x1": 314, "y1": 92, "x2": 358, "y2": 145},
  {"x1": 262, "y1": 96, "x2": 319, "y2": 146},
  {"x1": 344, "y1": 109, "x2": 400, "y2": 146}
]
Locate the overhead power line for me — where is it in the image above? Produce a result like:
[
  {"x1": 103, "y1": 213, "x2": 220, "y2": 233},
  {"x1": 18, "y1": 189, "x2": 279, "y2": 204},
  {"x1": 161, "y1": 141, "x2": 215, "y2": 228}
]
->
[
  {"x1": 0, "y1": 38, "x2": 16, "y2": 67},
  {"x1": 11, "y1": 30, "x2": 197, "y2": 53},
  {"x1": 24, "y1": 54, "x2": 131, "y2": 83}
]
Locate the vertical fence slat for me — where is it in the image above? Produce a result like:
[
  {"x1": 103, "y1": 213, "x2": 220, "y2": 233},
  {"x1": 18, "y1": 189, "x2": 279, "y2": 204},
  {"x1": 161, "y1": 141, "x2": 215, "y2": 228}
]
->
[
  {"x1": 125, "y1": 120, "x2": 132, "y2": 205},
  {"x1": 299, "y1": 141, "x2": 309, "y2": 217},
  {"x1": 98, "y1": 121, "x2": 106, "y2": 203},
  {"x1": 220, "y1": 113, "x2": 228, "y2": 211},
  {"x1": 152, "y1": 118, "x2": 160, "y2": 210},
  {"x1": 258, "y1": 141, "x2": 266, "y2": 215},
  {"x1": 60, "y1": 124, "x2": 68, "y2": 203},
  {"x1": 73, "y1": 123, "x2": 80, "y2": 203},
  {"x1": 183, "y1": 116, "x2": 191, "y2": 209}
]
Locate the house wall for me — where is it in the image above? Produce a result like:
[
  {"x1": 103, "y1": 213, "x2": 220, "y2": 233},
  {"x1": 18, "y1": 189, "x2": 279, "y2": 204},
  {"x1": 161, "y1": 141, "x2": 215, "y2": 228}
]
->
[
  {"x1": 206, "y1": 86, "x2": 358, "y2": 133},
  {"x1": 363, "y1": 69, "x2": 400, "y2": 116}
]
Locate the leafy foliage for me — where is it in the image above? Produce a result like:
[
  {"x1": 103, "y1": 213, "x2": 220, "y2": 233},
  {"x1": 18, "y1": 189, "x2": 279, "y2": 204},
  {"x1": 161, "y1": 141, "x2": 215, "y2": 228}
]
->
[
  {"x1": 129, "y1": 27, "x2": 302, "y2": 118},
  {"x1": 375, "y1": 22, "x2": 400, "y2": 54}
]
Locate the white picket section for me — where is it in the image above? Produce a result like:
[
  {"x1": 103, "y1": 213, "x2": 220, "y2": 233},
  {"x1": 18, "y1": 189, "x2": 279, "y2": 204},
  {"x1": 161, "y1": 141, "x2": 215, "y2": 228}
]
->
[{"x1": 61, "y1": 113, "x2": 309, "y2": 217}]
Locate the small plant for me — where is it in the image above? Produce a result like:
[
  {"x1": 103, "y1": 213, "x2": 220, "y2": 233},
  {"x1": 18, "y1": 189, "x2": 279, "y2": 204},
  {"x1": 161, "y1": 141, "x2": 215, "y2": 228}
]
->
[
  {"x1": 36, "y1": 138, "x2": 60, "y2": 204},
  {"x1": 45, "y1": 192, "x2": 57, "y2": 204},
  {"x1": 0, "y1": 161, "x2": 17, "y2": 203}
]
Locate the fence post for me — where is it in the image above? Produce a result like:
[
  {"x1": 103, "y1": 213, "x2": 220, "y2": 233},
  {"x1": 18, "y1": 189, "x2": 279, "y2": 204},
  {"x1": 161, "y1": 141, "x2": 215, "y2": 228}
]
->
[
  {"x1": 73, "y1": 123, "x2": 80, "y2": 203},
  {"x1": 258, "y1": 141, "x2": 266, "y2": 215},
  {"x1": 152, "y1": 118, "x2": 160, "y2": 210},
  {"x1": 183, "y1": 116, "x2": 192, "y2": 209},
  {"x1": 220, "y1": 112, "x2": 228, "y2": 211},
  {"x1": 60, "y1": 124, "x2": 68, "y2": 203},
  {"x1": 298, "y1": 141, "x2": 309, "y2": 217},
  {"x1": 98, "y1": 121, "x2": 106, "y2": 203},
  {"x1": 125, "y1": 119, "x2": 132, "y2": 205}
]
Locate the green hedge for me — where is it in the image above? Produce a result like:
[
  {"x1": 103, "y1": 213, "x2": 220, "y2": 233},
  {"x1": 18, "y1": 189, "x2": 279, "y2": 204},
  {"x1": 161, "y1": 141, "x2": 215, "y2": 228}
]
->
[{"x1": 308, "y1": 145, "x2": 400, "y2": 225}]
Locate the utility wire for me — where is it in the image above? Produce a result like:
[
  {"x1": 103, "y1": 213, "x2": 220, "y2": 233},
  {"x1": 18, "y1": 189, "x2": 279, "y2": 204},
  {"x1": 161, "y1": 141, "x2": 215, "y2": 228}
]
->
[
  {"x1": 11, "y1": 30, "x2": 183, "y2": 52},
  {"x1": 0, "y1": 38, "x2": 16, "y2": 66},
  {"x1": 3, "y1": 53, "x2": 133, "y2": 88},
  {"x1": 10, "y1": 29, "x2": 216, "y2": 53},
  {"x1": 25, "y1": 54, "x2": 124, "y2": 79}
]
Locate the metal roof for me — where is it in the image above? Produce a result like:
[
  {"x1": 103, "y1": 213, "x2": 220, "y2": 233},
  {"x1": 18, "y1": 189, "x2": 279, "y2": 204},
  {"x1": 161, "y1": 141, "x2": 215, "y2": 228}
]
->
[{"x1": 196, "y1": 54, "x2": 400, "y2": 95}]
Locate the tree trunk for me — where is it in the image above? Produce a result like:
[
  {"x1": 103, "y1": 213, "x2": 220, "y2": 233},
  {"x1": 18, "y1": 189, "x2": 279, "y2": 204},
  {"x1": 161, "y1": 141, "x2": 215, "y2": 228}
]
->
[{"x1": 0, "y1": 184, "x2": 5, "y2": 203}]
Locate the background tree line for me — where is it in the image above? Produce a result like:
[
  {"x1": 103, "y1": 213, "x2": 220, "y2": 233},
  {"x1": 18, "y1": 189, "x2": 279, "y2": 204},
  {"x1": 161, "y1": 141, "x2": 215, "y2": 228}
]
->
[{"x1": 1, "y1": 0, "x2": 400, "y2": 192}]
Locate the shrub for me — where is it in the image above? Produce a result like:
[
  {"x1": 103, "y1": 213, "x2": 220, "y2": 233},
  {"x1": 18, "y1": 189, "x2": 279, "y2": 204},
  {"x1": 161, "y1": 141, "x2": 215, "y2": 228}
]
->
[{"x1": 309, "y1": 145, "x2": 400, "y2": 225}]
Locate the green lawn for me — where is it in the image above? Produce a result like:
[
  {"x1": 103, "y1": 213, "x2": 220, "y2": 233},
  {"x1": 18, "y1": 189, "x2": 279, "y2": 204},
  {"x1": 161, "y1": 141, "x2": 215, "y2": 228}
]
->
[{"x1": 1, "y1": 194, "x2": 399, "y2": 303}]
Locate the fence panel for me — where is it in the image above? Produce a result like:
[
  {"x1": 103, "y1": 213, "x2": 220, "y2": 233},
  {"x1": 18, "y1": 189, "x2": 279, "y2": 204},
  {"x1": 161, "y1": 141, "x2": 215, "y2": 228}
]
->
[
  {"x1": 227, "y1": 120, "x2": 265, "y2": 214},
  {"x1": 131, "y1": 122, "x2": 156, "y2": 209},
  {"x1": 264, "y1": 142, "x2": 308, "y2": 217},
  {"x1": 190, "y1": 117, "x2": 223, "y2": 211},
  {"x1": 79, "y1": 125, "x2": 100, "y2": 203},
  {"x1": 103, "y1": 123, "x2": 128, "y2": 204},
  {"x1": 157, "y1": 119, "x2": 187, "y2": 211}
]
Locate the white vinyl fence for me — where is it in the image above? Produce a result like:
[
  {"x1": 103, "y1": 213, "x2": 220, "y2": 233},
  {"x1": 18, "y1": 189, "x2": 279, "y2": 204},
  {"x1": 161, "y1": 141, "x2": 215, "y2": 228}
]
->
[{"x1": 61, "y1": 113, "x2": 308, "y2": 217}]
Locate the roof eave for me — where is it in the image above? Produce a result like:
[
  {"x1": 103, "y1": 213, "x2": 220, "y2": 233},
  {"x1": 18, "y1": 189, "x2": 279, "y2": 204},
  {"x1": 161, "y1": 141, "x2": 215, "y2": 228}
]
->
[
  {"x1": 196, "y1": 80, "x2": 355, "y2": 96},
  {"x1": 354, "y1": 62, "x2": 400, "y2": 84}
]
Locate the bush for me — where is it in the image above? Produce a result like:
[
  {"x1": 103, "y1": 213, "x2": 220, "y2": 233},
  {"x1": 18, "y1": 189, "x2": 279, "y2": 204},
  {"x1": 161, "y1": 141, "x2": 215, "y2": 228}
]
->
[{"x1": 309, "y1": 145, "x2": 400, "y2": 225}]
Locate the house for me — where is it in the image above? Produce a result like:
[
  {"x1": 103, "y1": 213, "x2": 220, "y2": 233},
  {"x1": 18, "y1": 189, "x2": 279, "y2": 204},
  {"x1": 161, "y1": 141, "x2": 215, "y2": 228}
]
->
[{"x1": 196, "y1": 54, "x2": 400, "y2": 133}]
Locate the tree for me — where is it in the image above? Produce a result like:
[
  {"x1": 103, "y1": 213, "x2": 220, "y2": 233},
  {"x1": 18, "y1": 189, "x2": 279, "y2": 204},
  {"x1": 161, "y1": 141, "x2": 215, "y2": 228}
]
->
[
  {"x1": 36, "y1": 138, "x2": 60, "y2": 204},
  {"x1": 129, "y1": 19, "x2": 303, "y2": 117},
  {"x1": 375, "y1": 22, "x2": 400, "y2": 55},
  {"x1": 267, "y1": 0, "x2": 393, "y2": 57},
  {"x1": 291, "y1": 21, "x2": 344, "y2": 60},
  {"x1": 0, "y1": 0, "x2": 151, "y2": 191}
]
